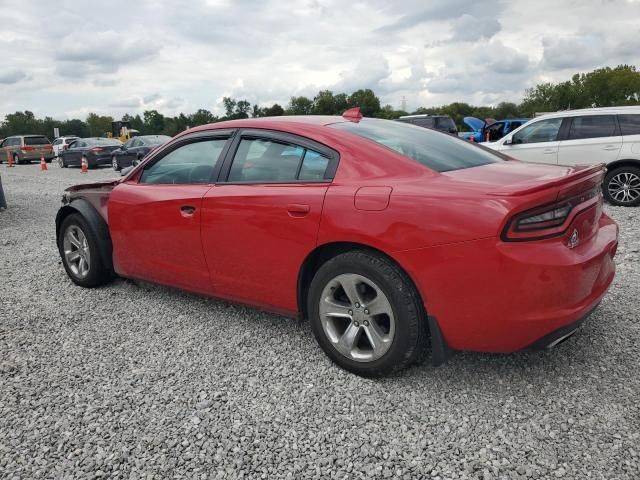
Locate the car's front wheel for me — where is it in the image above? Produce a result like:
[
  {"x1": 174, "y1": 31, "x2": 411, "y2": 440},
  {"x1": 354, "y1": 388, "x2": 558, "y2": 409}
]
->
[
  {"x1": 58, "y1": 214, "x2": 112, "y2": 288},
  {"x1": 58, "y1": 156, "x2": 67, "y2": 168},
  {"x1": 13, "y1": 154, "x2": 20, "y2": 165},
  {"x1": 112, "y1": 156, "x2": 120, "y2": 171},
  {"x1": 308, "y1": 250, "x2": 427, "y2": 376},
  {"x1": 604, "y1": 166, "x2": 640, "y2": 207}
]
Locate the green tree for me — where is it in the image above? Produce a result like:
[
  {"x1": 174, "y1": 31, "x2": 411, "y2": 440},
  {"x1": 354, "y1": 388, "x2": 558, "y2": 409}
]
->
[
  {"x1": 86, "y1": 113, "x2": 114, "y2": 137},
  {"x1": 189, "y1": 109, "x2": 217, "y2": 126},
  {"x1": 143, "y1": 110, "x2": 165, "y2": 134},
  {"x1": 347, "y1": 89, "x2": 381, "y2": 117},
  {"x1": 287, "y1": 96, "x2": 314, "y2": 115},
  {"x1": 262, "y1": 104, "x2": 284, "y2": 117},
  {"x1": 313, "y1": 90, "x2": 337, "y2": 115}
]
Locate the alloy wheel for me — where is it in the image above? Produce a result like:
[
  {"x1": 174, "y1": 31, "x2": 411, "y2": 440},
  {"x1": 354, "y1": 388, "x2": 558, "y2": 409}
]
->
[
  {"x1": 112, "y1": 156, "x2": 118, "y2": 171},
  {"x1": 319, "y1": 273, "x2": 395, "y2": 362},
  {"x1": 63, "y1": 225, "x2": 91, "y2": 278},
  {"x1": 608, "y1": 171, "x2": 640, "y2": 204}
]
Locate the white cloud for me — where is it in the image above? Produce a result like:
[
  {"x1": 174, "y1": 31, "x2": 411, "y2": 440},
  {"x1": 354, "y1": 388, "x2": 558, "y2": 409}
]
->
[{"x1": 0, "y1": 0, "x2": 638, "y2": 118}]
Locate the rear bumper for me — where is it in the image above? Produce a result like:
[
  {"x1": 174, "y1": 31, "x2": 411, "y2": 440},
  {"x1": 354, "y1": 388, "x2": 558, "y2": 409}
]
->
[
  {"x1": 395, "y1": 213, "x2": 618, "y2": 353},
  {"x1": 526, "y1": 304, "x2": 597, "y2": 350},
  {"x1": 22, "y1": 152, "x2": 54, "y2": 160}
]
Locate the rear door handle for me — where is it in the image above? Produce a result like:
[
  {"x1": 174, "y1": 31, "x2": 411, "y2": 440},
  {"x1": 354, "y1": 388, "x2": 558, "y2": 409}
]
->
[
  {"x1": 287, "y1": 204, "x2": 310, "y2": 217},
  {"x1": 180, "y1": 205, "x2": 196, "y2": 217},
  {"x1": 543, "y1": 149, "x2": 556, "y2": 154},
  {"x1": 603, "y1": 145, "x2": 619, "y2": 151}
]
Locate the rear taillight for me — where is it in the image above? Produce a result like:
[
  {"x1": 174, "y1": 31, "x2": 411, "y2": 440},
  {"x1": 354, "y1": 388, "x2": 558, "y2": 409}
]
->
[
  {"x1": 63, "y1": 145, "x2": 69, "y2": 151},
  {"x1": 502, "y1": 185, "x2": 602, "y2": 241},
  {"x1": 21, "y1": 146, "x2": 34, "y2": 152}
]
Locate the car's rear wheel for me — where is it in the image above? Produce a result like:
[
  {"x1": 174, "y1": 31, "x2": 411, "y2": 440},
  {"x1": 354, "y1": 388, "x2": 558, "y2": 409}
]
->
[
  {"x1": 604, "y1": 166, "x2": 640, "y2": 207},
  {"x1": 308, "y1": 250, "x2": 427, "y2": 376},
  {"x1": 58, "y1": 214, "x2": 112, "y2": 288},
  {"x1": 112, "y1": 156, "x2": 120, "y2": 171}
]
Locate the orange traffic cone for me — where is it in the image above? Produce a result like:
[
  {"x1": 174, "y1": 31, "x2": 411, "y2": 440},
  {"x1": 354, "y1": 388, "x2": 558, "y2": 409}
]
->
[
  {"x1": 81, "y1": 155, "x2": 88, "y2": 174},
  {"x1": 6, "y1": 147, "x2": 14, "y2": 167},
  {"x1": 40, "y1": 154, "x2": 48, "y2": 171}
]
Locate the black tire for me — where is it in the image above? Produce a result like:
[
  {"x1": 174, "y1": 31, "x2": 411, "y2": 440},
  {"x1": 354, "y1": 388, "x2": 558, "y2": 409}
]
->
[
  {"x1": 112, "y1": 156, "x2": 120, "y2": 171},
  {"x1": 307, "y1": 250, "x2": 427, "y2": 377},
  {"x1": 59, "y1": 156, "x2": 67, "y2": 168},
  {"x1": 45, "y1": 158, "x2": 53, "y2": 164},
  {"x1": 13, "y1": 154, "x2": 20, "y2": 165},
  {"x1": 58, "y1": 213, "x2": 113, "y2": 288},
  {"x1": 603, "y1": 166, "x2": 640, "y2": 207}
]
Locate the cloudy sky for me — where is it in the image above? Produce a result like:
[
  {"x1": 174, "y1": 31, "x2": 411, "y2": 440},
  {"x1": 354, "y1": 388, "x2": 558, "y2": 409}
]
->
[{"x1": 2, "y1": 0, "x2": 639, "y2": 119}]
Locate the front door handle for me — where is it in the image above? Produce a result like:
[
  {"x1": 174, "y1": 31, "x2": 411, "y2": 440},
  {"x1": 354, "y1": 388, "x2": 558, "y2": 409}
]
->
[
  {"x1": 287, "y1": 203, "x2": 310, "y2": 217},
  {"x1": 180, "y1": 205, "x2": 196, "y2": 217},
  {"x1": 603, "y1": 145, "x2": 619, "y2": 151},
  {"x1": 543, "y1": 149, "x2": 556, "y2": 154}
]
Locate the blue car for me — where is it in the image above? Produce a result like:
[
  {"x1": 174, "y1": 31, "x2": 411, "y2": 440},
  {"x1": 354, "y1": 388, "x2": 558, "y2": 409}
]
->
[{"x1": 463, "y1": 117, "x2": 530, "y2": 143}]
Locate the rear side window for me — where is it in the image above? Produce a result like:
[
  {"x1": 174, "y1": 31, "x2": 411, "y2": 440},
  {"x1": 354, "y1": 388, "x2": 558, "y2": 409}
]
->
[
  {"x1": 331, "y1": 118, "x2": 501, "y2": 173},
  {"x1": 24, "y1": 136, "x2": 51, "y2": 146},
  {"x1": 140, "y1": 138, "x2": 227, "y2": 185},
  {"x1": 228, "y1": 138, "x2": 331, "y2": 182},
  {"x1": 568, "y1": 115, "x2": 617, "y2": 140},
  {"x1": 618, "y1": 114, "x2": 640, "y2": 136}
]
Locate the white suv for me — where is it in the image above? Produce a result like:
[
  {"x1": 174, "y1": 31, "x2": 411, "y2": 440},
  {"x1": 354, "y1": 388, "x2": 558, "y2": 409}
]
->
[
  {"x1": 52, "y1": 136, "x2": 79, "y2": 160},
  {"x1": 485, "y1": 106, "x2": 640, "y2": 206}
]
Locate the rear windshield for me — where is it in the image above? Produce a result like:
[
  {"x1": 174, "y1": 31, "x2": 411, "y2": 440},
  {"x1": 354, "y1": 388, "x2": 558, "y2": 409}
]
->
[
  {"x1": 143, "y1": 135, "x2": 171, "y2": 145},
  {"x1": 86, "y1": 138, "x2": 122, "y2": 146},
  {"x1": 435, "y1": 117, "x2": 457, "y2": 130},
  {"x1": 330, "y1": 118, "x2": 501, "y2": 172},
  {"x1": 24, "y1": 136, "x2": 51, "y2": 146}
]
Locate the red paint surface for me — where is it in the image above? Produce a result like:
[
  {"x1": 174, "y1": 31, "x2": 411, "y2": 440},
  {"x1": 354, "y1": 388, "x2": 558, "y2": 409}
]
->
[{"x1": 91, "y1": 116, "x2": 617, "y2": 353}]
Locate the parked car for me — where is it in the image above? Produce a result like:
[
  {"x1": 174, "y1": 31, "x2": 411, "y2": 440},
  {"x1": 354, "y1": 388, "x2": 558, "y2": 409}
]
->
[
  {"x1": 55, "y1": 111, "x2": 617, "y2": 376},
  {"x1": 485, "y1": 106, "x2": 640, "y2": 206},
  {"x1": 0, "y1": 135, "x2": 53, "y2": 164},
  {"x1": 52, "y1": 136, "x2": 79, "y2": 159},
  {"x1": 463, "y1": 117, "x2": 529, "y2": 143},
  {"x1": 58, "y1": 137, "x2": 122, "y2": 169},
  {"x1": 111, "y1": 135, "x2": 172, "y2": 171},
  {"x1": 396, "y1": 114, "x2": 458, "y2": 135}
]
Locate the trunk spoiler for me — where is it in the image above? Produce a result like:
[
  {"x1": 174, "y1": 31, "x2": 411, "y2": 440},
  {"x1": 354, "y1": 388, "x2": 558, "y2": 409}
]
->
[{"x1": 489, "y1": 164, "x2": 606, "y2": 197}]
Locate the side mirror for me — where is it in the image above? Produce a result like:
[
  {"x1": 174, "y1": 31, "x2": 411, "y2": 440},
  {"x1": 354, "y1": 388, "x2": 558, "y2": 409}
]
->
[{"x1": 503, "y1": 137, "x2": 514, "y2": 145}]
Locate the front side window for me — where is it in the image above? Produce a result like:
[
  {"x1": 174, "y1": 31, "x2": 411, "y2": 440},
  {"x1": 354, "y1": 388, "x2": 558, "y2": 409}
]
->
[
  {"x1": 228, "y1": 138, "x2": 329, "y2": 182},
  {"x1": 568, "y1": 115, "x2": 617, "y2": 140},
  {"x1": 140, "y1": 138, "x2": 227, "y2": 185},
  {"x1": 618, "y1": 114, "x2": 640, "y2": 136},
  {"x1": 331, "y1": 118, "x2": 501, "y2": 172},
  {"x1": 512, "y1": 118, "x2": 562, "y2": 144}
]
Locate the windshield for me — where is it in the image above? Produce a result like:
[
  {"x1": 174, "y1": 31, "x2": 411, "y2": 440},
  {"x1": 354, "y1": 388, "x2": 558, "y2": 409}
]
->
[
  {"x1": 330, "y1": 118, "x2": 502, "y2": 172},
  {"x1": 24, "y1": 136, "x2": 51, "y2": 146}
]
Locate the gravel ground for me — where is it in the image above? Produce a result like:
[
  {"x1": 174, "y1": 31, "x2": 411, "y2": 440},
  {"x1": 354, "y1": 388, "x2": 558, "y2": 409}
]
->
[{"x1": 0, "y1": 163, "x2": 639, "y2": 480}]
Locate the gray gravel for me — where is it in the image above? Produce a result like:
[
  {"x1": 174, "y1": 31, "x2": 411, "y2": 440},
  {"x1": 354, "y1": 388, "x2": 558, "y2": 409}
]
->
[{"x1": 1, "y1": 163, "x2": 639, "y2": 479}]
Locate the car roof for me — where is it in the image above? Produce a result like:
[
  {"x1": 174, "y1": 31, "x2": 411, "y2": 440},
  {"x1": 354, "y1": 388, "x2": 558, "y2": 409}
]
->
[
  {"x1": 535, "y1": 106, "x2": 640, "y2": 120},
  {"x1": 184, "y1": 115, "x2": 346, "y2": 135}
]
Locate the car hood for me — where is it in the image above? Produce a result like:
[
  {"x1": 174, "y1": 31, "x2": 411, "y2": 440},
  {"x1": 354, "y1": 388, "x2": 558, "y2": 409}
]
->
[{"x1": 463, "y1": 116, "x2": 496, "y2": 132}]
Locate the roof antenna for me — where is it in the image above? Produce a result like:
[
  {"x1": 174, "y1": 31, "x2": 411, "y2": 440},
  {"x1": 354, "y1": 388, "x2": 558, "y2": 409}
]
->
[{"x1": 342, "y1": 107, "x2": 363, "y2": 122}]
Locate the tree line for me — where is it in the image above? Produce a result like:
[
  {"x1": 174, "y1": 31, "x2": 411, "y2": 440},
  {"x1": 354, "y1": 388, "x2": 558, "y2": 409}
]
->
[{"x1": 1, "y1": 65, "x2": 638, "y2": 139}]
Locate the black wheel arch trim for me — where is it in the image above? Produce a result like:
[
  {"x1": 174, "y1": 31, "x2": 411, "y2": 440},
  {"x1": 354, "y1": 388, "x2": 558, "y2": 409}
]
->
[
  {"x1": 605, "y1": 158, "x2": 640, "y2": 173},
  {"x1": 55, "y1": 199, "x2": 113, "y2": 271}
]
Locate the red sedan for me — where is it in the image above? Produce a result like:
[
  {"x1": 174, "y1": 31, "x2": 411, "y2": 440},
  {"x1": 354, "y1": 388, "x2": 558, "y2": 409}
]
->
[{"x1": 56, "y1": 109, "x2": 618, "y2": 376}]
